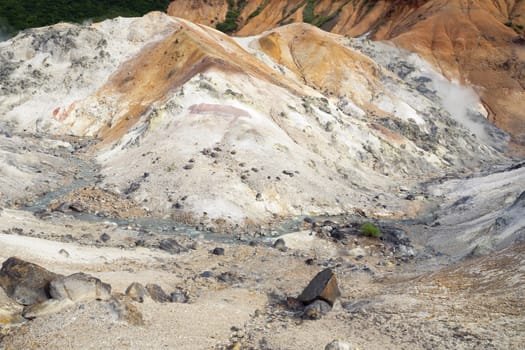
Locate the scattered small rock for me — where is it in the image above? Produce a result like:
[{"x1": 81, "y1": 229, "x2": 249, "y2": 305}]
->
[
  {"x1": 100, "y1": 233, "x2": 110, "y2": 242},
  {"x1": 145, "y1": 284, "x2": 169, "y2": 303},
  {"x1": 200, "y1": 271, "x2": 213, "y2": 278},
  {"x1": 305, "y1": 258, "x2": 315, "y2": 265},
  {"x1": 183, "y1": 164, "x2": 194, "y2": 170},
  {"x1": 272, "y1": 238, "x2": 287, "y2": 252},
  {"x1": 325, "y1": 339, "x2": 353, "y2": 350},
  {"x1": 170, "y1": 288, "x2": 188, "y2": 303},
  {"x1": 212, "y1": 247, "x2": 225, "y2": 255},
  {"x1": 125, "y1": 282, "x2": 148, "y2": 303},
  {"x1": 302, "y1": 299, "x2": 332, "y2": 320},
  {"x1": 58, "y1": 249, "x2": 70, "y2": 258},
  {"x1": 55, "y1": 201, "x2": 72, "y2": 213},
  {"x1": 69, "y1": 202, "x2": 84, "y2": 212},
  {"x1": 158, "y1": 238, "x2": 188, "y2": 254},
  {"x1": 217, "y1": 271, "x2": 243, "y2": 284},
  {"x1": 282, "y1": 170, "x2": 294, "y2": 177},
  {"x1": 124, "y1": 182, "x2": 141, "y2": 195}
]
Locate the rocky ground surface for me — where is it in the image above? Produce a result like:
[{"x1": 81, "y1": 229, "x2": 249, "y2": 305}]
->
[
  {"x1": 0, "y1": 11, "x2": 524, "y2": 350},
  {"x1": 0, "y1": 148, "x2": 523, "y2": 349},
  {"x1": 0, "y1": 204, "x2": 523, "y2": 349}
]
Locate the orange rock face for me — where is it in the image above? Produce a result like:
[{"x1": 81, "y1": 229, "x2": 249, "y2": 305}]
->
[
  {"x1": 167, "y1": 0, "x2": 525, "y2": 149},
  {"x1": 167, "y1": 0, "x2": 228, "y2": 28}
]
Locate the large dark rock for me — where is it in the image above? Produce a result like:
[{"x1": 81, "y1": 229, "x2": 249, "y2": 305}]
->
[
  {"x1": 0, "y1": 257, "x2": 61, "y2": 305},
  {"x1": 297, "y1": 268, "x2": 341, "y2": 307}
]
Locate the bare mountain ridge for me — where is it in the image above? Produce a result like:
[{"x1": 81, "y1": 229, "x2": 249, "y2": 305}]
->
[{"x1": 168, "y1": 0, "x2": 525, "y2": 150}]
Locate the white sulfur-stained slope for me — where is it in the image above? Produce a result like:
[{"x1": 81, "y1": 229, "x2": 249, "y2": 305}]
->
[{"x1": 0, "y1": 13, "x2": 511, "y2": 226}]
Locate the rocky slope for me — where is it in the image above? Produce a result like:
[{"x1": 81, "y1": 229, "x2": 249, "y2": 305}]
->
[
  {"x1": 0, "y1": 9, "x2": 524, "y2": 350},
  {"x1": 0, "y1": 12, "x2": 510, "y2": 228},
  {"x1": 168, "y1": 0, "x2": 525, "y2": 150}
]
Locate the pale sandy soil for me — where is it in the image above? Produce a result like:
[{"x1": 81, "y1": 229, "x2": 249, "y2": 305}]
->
[{"x1": 0, "y1": 206, "x2": 523, "y2": 349}]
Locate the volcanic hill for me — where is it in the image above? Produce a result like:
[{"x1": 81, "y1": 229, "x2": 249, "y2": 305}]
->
[{"x1": 168, "y1": 0, "x2": 525, "y2": 150}]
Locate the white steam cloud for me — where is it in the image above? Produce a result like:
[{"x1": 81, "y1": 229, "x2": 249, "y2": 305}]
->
[
  {"x1": 432, "y1": 78, "x2": 490, "y2": 141},
  {"x1": 405, "y1": 52, "x2": 495, "y2": 144}
]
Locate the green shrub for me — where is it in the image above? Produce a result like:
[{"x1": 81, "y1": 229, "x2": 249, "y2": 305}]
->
[{"x1": 360, "y1": 222, "x2": 381, "y2": 238}]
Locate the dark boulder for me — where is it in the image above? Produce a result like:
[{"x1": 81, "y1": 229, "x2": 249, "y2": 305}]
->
[
  {"x1": 297, "y1": 268, "x2": 341, "y2": 307},
  {"x1": 0, "y1": 257, "x2": 61, "y2": 305}
]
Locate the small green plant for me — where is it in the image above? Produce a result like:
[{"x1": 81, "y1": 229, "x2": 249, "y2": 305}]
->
[{"x1": 360, "y1": 222, "x2": 381, "y2": 238}]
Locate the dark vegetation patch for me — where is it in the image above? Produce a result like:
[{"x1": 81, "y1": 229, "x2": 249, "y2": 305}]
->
[
  {"x1": 216, "y1": 0, "x2": 247, "y2": 33},
  {"x1": 0, "y1": 0, "x2": 172, "y2": 36}
]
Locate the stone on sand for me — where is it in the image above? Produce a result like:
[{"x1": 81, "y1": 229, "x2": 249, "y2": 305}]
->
[{"x1": 297, "y1": 268, "x2": 341, "y2": 306}]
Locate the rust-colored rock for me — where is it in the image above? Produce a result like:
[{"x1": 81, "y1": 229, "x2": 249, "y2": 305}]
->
[{"x1": 297, "y1": 268, "x2": 341, "y2": 307}]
